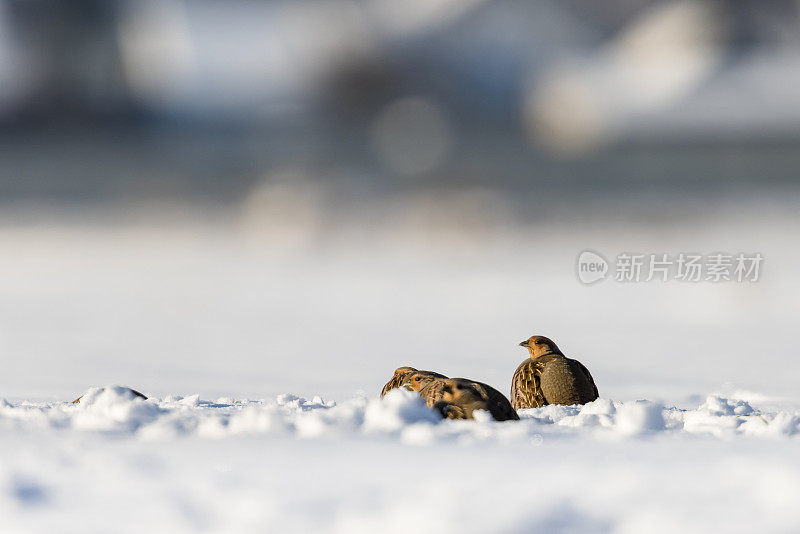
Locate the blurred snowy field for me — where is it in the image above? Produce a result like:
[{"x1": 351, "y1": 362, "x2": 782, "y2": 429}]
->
[
  {"x1": 1, "y1": 201, "x2": 799, "y2": 532},
  {"x1": 1, "y1": 199, "x2": 799, "y2": 402}
]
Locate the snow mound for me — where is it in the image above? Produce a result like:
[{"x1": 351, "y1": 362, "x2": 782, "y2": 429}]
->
[
  {"x1": 69, "y1": 385, "x2": 163, "y2": 433},
  {"x1": 363, "y1": 388, "x2": 441, "y2": 433},
  {"x1": 0, "y1": 389, "x2": 798, "y2": 441},
  {"x1": 701, "y1": 395, "x2": 756, "y2": 416},
  {"x1": 614, "y1": 400, "x2": 666, "y2": 436}
]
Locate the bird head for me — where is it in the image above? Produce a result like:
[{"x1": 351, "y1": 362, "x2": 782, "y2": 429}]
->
[
  {"x1": 401, "y1": 372, "x2": 438, "y2": 391},
  {"x1": 381, "y1": 367, "x2": 419, "y2": 398},
  {"x1": 518, "y1": 335, "x2": 561, "y2": 358}
]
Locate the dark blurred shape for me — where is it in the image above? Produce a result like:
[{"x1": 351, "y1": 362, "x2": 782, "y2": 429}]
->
[
  {"x1": 0, "y1": 0, "x2": 799, "y2": 208},
  {"x1": 3, "y1": 0, "x2": 129, "y2": 122}
]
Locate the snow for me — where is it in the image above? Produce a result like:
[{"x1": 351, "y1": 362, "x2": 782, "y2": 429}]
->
[
  {"x1": 1, "y1": 207, "x2": 800, "y2": 532},
  {"x1": 2, "y1": 385, "x2": 800, "y2": 532},
  {"x1": 4, "y1": 387, "x2": 797, "y2": 442}
]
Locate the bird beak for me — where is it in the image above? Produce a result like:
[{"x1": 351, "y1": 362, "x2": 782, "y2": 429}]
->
[{"x1": 518, "y1": 340, "x2": 529, "y2": 347}]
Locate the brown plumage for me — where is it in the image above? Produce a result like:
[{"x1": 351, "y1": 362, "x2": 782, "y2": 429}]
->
[
  {"x1": 380, "y1": 367, "x2": 447, "y2": 398},
  {"x1": 71, "y1": 387, "x2": 148, "y2": 404},
  {"x1": 414, "y1": 376, "x2": 519, "y2": 421},
  {"x1": 511, "y1": 335, "x2": 599, "y2": 410},
  {"x1": 413, "y1": 374, "x2": 448, "y2": 406}
]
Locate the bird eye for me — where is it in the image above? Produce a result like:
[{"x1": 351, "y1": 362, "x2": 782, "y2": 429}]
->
[{"x1": 414, "y1": 377, "x2": 421, "y2": 382}]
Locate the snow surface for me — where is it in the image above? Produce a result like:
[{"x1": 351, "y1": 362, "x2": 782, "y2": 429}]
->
[
  {"x1": 4, "y1": 386, "x2": 797, "y2": 442},
  {"x1": 1, "y1": 386, "x2": 799, "y2": 533},
  {"x1": 2, "y1": 206, "x2": 800, "y2": 532}
]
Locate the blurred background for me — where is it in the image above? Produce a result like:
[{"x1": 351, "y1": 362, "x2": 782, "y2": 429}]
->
[{"x1": 1, "y1": 0, "x2": 799, "y2": 403}]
